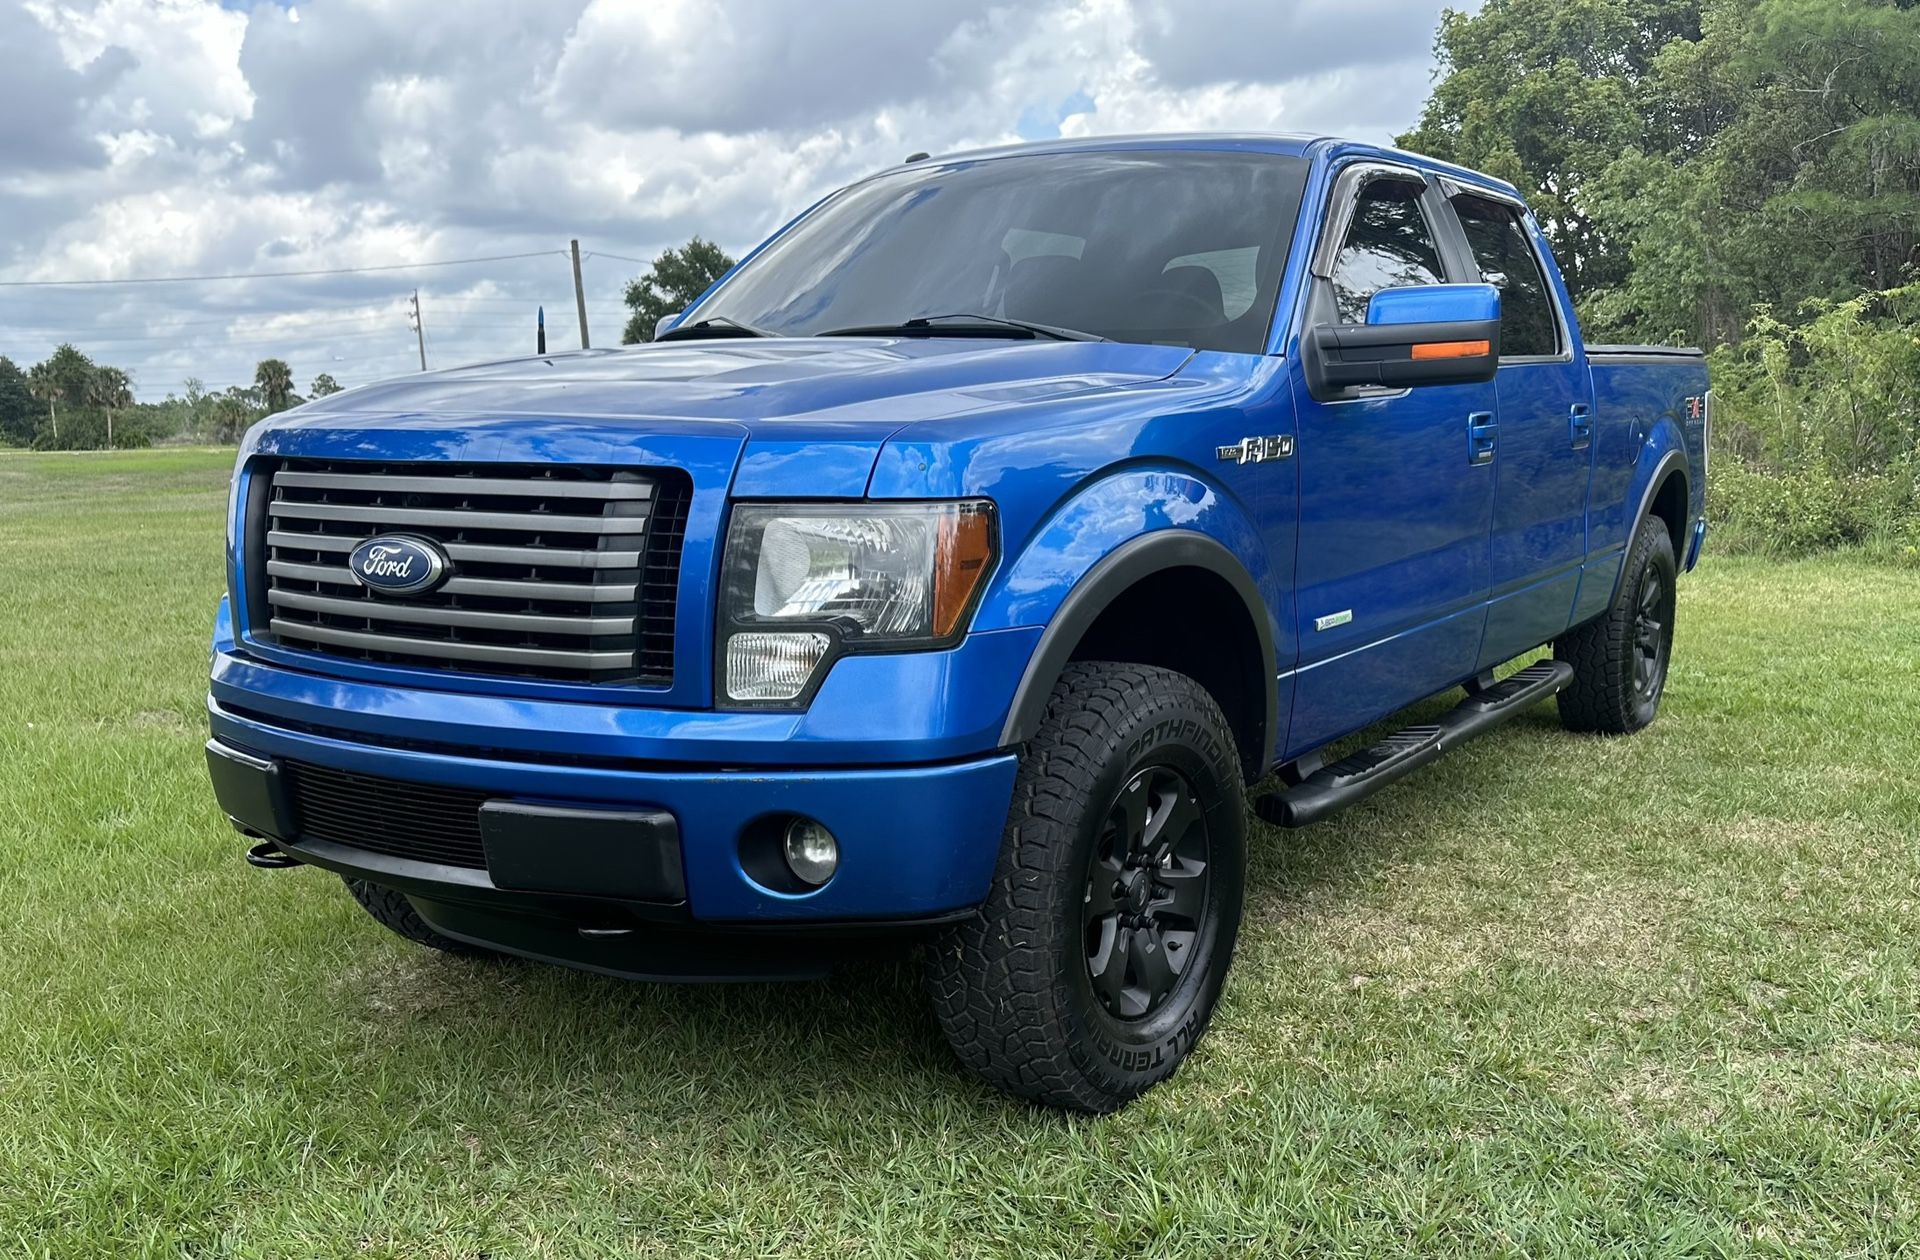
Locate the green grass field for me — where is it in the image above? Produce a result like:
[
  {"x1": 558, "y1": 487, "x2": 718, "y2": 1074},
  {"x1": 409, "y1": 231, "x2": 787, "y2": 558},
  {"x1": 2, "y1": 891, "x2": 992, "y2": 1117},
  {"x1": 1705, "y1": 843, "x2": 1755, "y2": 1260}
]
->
[{"x1": 2, "y1": 448, "x2": 1917, "y2": 1257}]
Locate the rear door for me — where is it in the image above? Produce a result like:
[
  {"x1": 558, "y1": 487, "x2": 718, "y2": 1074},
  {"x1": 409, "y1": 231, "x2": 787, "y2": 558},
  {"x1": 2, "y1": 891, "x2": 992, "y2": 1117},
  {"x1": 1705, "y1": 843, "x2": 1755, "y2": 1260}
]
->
[
  {"x1": 1444, "y1": 192, "x2": 1596, "y2": 669},
  {"x1": 1284, "y1": 164, "x2": 1497, "y2": 757}
]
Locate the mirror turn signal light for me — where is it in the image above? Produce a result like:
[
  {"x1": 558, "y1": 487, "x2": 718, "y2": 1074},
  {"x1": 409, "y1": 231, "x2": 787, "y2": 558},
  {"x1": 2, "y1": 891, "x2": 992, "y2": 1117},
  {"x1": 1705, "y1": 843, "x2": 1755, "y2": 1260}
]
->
[{"x1": 1410, "y1": 339, "x2": 1491, "y2": 360}]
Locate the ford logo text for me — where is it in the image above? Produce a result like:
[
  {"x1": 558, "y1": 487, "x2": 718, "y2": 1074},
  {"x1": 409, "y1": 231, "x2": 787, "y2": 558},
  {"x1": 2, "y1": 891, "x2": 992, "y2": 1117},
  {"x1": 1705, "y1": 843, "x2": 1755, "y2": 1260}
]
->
[{"x1": 348, "y1": 535, "x2": 449, "y2": 596}]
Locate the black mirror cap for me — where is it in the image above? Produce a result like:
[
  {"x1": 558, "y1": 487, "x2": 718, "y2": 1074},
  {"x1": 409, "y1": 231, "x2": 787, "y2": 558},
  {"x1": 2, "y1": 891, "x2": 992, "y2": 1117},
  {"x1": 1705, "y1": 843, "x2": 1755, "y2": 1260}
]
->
[
  {"x1": 653, "y1": 311, "x2": 686, "y2": 342},
  {"x1": 1303, "y1": 318, "x2": 1501, "y2": 402}
]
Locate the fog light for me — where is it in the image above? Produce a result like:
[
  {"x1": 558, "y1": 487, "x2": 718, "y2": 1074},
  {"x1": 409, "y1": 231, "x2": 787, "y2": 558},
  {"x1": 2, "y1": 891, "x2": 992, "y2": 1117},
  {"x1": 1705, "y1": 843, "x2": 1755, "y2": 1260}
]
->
[
  {"x1": 725, "y1": 631, "x2": 832, "y2": 702},
  {"x1": 782, "y1": 818, "x2": 839, "y2": 886}
]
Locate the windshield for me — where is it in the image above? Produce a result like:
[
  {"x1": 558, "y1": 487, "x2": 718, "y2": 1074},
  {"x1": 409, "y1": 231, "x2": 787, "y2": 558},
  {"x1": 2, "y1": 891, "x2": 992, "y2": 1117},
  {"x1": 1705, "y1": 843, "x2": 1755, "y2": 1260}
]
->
[{"x1": 692, "y1": 151, "x2": 1311, "y2": 355}]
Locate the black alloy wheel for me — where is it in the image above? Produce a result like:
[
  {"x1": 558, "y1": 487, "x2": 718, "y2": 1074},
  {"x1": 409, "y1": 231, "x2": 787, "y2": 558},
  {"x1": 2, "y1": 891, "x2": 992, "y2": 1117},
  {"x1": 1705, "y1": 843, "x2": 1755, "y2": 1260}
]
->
[
  {"x1": 1083, "y1": 766, "x2": 1211, "y2": 1021},
  {"x1": 926, "y1": 661, "x2": 1247, "y2": 1112},
  {"x1": 1554, "y1": 513, "x2": 1678, "y2": 736},
  {"x1": 1632, "y1": 563, "x2": 1671, "y2": 704}
]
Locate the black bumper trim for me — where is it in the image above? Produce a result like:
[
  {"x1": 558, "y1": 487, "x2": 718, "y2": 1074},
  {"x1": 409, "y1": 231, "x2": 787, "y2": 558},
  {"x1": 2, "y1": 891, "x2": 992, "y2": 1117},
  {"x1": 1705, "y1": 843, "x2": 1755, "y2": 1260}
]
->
[
  {"x1": 206, "y1": 739, "x2": 296, "y2": 839},
  {"x1": 479, "y1": 800, "x2": 684, "y2": 903},
  {"x1": 207, "y1": 738, "x2": 686, "y2": 909}
]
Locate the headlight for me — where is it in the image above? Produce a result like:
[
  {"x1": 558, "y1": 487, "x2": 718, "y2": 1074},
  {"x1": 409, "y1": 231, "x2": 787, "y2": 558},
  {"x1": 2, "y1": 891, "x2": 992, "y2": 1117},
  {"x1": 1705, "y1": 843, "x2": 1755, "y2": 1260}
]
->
[{"x1": 718, "y1": 501, "x2": 997, "y2": 704}]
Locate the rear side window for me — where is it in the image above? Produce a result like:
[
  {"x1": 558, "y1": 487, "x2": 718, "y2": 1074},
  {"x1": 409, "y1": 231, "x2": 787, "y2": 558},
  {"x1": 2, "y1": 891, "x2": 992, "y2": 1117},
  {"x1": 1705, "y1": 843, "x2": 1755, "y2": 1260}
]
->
[
  {"x1": 1330, "y1": 179, "x2": 1446, "y2": 323},
  {"x1": 1453, "y1": 196, "x2": 1560, "y2": 358}
]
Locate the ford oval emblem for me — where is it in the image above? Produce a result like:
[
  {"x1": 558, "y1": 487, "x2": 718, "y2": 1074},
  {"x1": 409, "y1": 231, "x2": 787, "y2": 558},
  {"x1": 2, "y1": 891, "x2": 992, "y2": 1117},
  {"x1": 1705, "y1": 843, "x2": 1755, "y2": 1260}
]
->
[{"x1": 348, "y1": 535, "x2": 448, "y2": 596}]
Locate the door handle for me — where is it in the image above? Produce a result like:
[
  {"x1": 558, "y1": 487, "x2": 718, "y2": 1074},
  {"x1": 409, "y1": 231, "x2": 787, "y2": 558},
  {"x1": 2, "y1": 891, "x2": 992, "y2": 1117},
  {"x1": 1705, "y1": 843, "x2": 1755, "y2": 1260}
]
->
[
  {"x1": 1468, "y1": 412, "x2": 1497, "y2": 466},
  {"x1": 1570, "y1": 403, "x2": 1592, "y2": 450}
]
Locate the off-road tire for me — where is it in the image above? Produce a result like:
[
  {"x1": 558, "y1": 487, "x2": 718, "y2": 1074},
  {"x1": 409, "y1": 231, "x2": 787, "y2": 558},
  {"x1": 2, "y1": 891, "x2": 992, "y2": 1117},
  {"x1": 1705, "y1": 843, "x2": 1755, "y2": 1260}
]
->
[
  {"x1": 926, "y1": 661, "x2": 1247, "y2": 1113},
  {"x1": 343, "y1": 878, "x2": 496, "y2": 957},
  {"x1": 1554, "y1": 513, "x2": 1677, "y2": 735}
]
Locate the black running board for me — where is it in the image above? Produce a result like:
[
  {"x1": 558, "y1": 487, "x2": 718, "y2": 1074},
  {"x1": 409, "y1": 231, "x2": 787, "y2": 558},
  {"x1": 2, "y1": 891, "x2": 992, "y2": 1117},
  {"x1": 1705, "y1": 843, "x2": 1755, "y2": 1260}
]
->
[{"x1": 1256, "y1": 660, "x2": 1574, "y2": 828}]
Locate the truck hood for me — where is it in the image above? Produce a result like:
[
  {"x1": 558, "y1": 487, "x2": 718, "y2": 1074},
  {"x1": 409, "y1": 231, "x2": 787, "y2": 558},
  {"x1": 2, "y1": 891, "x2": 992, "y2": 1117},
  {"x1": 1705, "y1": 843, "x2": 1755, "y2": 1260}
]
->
[
  {"x1": 276, "y1": 338, "x2": 1193, "y2": 430},
  {"x1": 255, "y1": 337, "x2": 1195, "y2": 497}
]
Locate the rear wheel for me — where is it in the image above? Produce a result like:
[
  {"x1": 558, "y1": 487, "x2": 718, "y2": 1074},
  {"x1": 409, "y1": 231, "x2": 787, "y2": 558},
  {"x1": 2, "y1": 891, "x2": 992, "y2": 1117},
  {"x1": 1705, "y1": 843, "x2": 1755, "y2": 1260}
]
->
[
  {"x1": 343, "y1": 878, "x2": 496, "y2": 957},
  {"x1": 926, "y1": 662, "x2": 1247, "y2": 1113},
  {"x1": 1555, "y1": 513, "x2": 1677, "y2": 735}
]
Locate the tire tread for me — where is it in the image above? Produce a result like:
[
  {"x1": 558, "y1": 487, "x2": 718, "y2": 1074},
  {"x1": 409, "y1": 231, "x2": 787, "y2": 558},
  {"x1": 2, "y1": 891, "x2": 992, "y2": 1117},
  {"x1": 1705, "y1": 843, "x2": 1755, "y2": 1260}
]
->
[
  {"x1": 926, "y1": 661, "x2": 1244, "y2": 1113},
  {"x1": 343, "y1": 878, "x2": 493, "y2": 956},
  {"x1": 1555, "y1": 515, "x2": 1673, "y2": 735}
]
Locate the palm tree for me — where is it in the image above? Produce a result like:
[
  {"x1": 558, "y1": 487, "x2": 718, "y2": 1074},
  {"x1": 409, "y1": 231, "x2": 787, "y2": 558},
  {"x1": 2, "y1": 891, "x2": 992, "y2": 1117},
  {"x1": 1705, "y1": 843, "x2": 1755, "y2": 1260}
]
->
[
  {"x1": 254, "y1": 359, "x2": 294, "y2": 414},
  {"x1": 88, "y1": 366, "x2": 133, "y2": 448},
  {"x1": 210, "y1": 396, "x2": 252, "y2": 444},
  {"x1": 26, "y1": 361, "x2": 57, "y2": 444}
]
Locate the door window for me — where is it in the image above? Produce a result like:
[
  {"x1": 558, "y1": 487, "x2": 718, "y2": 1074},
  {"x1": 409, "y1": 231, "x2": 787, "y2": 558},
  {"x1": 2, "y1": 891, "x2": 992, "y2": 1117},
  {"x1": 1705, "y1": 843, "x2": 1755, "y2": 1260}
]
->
[
  {"x1": 1330, "y1": 179, "x2": 1446, "y2": 323},
  {"x1": 1452, "y1": 196, "x2": 1560, "y2": 358}
]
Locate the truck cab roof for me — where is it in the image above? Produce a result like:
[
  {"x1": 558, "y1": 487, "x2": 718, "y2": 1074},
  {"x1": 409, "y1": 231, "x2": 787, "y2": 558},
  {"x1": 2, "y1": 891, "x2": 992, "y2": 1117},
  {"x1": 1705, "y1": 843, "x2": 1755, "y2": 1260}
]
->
[{"x1": 873, "y1": 132, "x2": 1530, "y2": 204}]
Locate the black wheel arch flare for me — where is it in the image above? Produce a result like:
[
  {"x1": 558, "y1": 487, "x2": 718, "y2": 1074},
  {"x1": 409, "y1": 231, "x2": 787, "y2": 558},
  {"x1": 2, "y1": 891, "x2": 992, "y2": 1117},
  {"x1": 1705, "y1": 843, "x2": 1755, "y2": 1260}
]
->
[{"x1": 997, "y1": 531, "x2": 1279, "y2": 782}]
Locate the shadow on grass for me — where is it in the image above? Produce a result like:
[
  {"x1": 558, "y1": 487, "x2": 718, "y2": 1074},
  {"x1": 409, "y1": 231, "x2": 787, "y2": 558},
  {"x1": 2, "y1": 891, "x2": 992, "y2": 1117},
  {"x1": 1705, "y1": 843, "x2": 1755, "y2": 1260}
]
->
[
  {"x1": 307, "y1": 690, "x2": 1569, "y2": 1122},
  {"x1": 1243, "y1": 687, "x2": 1568, "y2": 893},
  {"x1": 330, "y1": 912, "x2": 1009, "y2": 1119}
]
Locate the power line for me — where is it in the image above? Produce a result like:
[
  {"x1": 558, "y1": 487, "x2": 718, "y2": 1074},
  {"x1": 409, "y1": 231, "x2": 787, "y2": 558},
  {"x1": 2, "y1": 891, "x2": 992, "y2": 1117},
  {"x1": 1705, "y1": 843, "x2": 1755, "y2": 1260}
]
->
[
  {"x1": 124, "y1": 347, "x2": 426, "y2": 393},
  {"x1": 582, "y1": 251, "x2": 653, "y2": 266},
  {"x1": 397, "y1": 296, "x2": 626, "y2": 306},
  {"x1": 0, "y1": 312, "x2": 384, "y2": 334},
  {"x1": 0, "y1": 250, "x2": 568, "y2": 289},
  {"x1": 2, "y1": 316, "x2": 572, "y2": 346},
  {"x1": 5, "y1": 329, "x2": 426, "y2": 351}
]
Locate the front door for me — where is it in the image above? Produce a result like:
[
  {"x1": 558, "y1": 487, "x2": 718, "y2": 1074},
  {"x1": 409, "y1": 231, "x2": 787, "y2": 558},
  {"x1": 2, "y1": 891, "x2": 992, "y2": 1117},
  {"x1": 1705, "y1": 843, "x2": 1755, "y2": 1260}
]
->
[
  {"x1": 1445, "y1": 193, "x2": 1596, "y2": 670},
  {"x1": 1285, "y1": 165, "x2": 1497, "y2": 758}
]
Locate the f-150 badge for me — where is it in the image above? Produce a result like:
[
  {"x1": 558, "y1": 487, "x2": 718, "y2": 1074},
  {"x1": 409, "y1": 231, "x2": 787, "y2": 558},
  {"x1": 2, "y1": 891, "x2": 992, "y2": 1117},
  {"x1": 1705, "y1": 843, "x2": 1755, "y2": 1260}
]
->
[{"x1": 1217, "y1": 434, "x2": 1295, "y2": 464}]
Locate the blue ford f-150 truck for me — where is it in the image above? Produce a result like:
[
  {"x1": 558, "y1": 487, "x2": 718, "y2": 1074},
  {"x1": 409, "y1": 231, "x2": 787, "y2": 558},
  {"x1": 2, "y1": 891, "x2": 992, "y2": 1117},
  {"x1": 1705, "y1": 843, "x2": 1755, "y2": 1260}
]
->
[{"x1": 207, "y1": 133, "x2": 1709, "y2": 1112}]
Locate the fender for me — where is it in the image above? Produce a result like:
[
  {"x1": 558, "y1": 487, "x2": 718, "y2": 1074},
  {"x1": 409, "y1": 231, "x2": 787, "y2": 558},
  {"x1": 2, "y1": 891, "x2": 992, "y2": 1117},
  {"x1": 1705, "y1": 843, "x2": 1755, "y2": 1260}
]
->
[
  {"x1": 997, "y1": 530, "x2": 1279, "y2": 776},
  {"x1": 1612, "y1": 443, "x2": 1689, "y2": 601}
]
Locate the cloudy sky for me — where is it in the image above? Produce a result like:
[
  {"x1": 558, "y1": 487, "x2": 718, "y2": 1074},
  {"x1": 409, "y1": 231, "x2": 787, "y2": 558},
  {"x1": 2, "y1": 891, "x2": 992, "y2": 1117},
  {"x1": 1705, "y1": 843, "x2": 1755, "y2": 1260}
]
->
[{"x1": 1, "y1": 0, "x2": 1467, "y2": 401}]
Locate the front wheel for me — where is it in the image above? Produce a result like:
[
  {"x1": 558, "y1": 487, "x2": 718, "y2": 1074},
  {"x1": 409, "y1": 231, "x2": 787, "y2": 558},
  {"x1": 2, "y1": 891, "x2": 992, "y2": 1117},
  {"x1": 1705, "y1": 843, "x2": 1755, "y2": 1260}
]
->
[
  {"x1": 1554, "y1": 513, "x2": 1677, "y2": 735},
  {"x1": 926, "y1": 662, "x2": 1247, "y2": 1113},
  {"x1": 343, "y1": 878, "x2": 497, "y2": 958}
]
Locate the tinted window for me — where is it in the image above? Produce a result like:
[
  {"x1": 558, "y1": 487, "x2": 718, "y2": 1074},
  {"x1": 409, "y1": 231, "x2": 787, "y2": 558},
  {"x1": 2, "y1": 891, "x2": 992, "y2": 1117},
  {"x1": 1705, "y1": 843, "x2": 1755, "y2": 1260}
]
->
[
  {"x1": 1165, "y1": 247, "x2": 1261, "y2": 320},
  {"x1": 1453, "y1": 196, "x2": 1559, "y2": 358},
  {"x1": 1330, "y1": 179, "x2": 1446, "y2": 323},
  {"x1": 693, "y1": 152, "x2": 1311, "y2": 354}
]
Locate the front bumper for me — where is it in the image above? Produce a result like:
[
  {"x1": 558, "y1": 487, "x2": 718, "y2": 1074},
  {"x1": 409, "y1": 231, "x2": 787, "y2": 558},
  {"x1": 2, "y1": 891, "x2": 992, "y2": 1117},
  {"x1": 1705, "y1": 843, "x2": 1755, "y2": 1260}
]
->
[
  {"x1": 207, "y1": 593, "x2": 1035, "y2": 925},
  {"x1": 208, "y1": 705, "x2": 1019, "y2": 926}
]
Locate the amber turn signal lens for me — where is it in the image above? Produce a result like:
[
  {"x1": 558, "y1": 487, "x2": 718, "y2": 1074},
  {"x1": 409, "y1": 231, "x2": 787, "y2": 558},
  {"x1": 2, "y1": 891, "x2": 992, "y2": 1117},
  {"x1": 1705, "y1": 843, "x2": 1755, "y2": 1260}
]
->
[
  {"x1": 933, "y1": 504, "x2": 996, "y2": 638},
  {"x1": 1410, "y1": 339, "x2": 1491, "y2": 360}
]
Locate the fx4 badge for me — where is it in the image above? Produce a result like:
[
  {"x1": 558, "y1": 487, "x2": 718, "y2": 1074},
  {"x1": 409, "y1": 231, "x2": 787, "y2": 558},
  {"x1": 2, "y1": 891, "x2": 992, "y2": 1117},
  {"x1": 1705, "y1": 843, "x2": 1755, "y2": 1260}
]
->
[{"x1": 1217, "y1": 434, "x2": 1294, "y2": 464}]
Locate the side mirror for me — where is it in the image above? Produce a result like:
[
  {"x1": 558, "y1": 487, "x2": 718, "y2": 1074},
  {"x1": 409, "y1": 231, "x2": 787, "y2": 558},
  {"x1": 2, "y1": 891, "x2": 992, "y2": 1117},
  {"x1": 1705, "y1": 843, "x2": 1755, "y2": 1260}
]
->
[
  {"x1": 1303, "y1": 283, "x2": 1500, "y2": 401},
  {"x1": 653, "y1": 311, "x2": 686, "y2": 341}
]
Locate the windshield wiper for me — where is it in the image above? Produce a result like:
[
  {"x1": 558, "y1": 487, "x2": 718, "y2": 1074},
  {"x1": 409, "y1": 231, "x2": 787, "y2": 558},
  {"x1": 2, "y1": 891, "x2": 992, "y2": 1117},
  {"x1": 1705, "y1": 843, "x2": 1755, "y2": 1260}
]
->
[
  {"x1": 817, "y1": 313, "x2": 1107, "y2": 342},
  {"x1": 654, "y1": 316, "x2": 781, "y2": 342}
]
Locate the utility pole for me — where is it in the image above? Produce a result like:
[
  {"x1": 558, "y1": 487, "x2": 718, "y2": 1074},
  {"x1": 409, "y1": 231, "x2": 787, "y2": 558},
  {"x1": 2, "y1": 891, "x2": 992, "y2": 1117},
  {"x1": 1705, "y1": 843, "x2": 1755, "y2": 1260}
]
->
[
  {"x1": 408, "y1": 289, "x2": 428, "y2": 371},
  {"x1": 537, "y1": 305, "x2": 547, "y2": 356},
  {"x1": 570, "y1": 240, "x2": 591, "y2": 349}
]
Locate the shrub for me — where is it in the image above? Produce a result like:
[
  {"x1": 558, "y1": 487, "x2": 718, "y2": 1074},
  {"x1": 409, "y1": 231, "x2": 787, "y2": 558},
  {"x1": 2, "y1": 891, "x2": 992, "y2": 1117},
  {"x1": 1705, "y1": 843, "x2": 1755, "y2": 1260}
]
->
[
  {"x1": 26, "y1": 409, "x2": 155, "y2": 451},
  {"x1": 1702, "y1": 283, "x2": 1920, "y2": 563}
]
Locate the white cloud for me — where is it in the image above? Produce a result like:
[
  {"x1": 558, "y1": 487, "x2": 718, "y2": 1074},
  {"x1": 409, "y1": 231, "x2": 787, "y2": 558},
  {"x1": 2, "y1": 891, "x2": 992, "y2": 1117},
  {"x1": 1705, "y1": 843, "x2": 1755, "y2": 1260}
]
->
[
  {"x1": 0, "y1": 0, "x2": 1468, "y2": 400},
  {"x1": 27, "y1": 0, "x2": 250, "y2": 141}
]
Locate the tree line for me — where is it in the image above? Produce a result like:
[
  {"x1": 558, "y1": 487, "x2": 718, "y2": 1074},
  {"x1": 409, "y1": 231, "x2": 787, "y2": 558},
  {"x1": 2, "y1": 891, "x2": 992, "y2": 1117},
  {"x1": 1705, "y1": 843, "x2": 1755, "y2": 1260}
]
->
[
  {"x1": 1404, "y1": 0, "x2": 1920, "y2": 558},
  {"x1": 14, "y1": 0, "x2": 1916, "y2": 560},
  {"x1": 0, "y1": 346, "x2": 342, "y2": 450},
  {"x1": 612, "y1": 4, "x2": 1918, "y2": 565}
]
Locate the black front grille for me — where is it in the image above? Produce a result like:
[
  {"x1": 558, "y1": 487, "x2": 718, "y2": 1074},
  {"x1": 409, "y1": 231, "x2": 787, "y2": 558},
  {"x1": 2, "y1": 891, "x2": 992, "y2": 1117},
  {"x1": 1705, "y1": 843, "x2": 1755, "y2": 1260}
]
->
[
  {"x1": 255, "y1": 459, "x2": 689, "y2": 686},
  {"x1": 286, "y1": 760, "x2": 490, "y2": 870}
]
